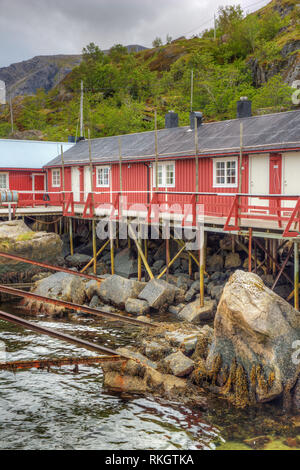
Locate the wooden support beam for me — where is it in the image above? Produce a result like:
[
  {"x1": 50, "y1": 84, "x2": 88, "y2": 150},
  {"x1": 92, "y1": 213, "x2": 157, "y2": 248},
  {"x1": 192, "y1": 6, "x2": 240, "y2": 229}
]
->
[
  {"x1": 110, "y1": 236, "x2": 115, "y2": 275},
  {"x1": 69, "y1": 218, "x2": 74, "y2": 256},
  {"x1": 271, "y1": 244, "x2": 293, "y2": 291},
  {"x1": 199, "y1": 235, "x2": 205, "y2": 308},
  {"x1": 92, "y1": 219, "x2": 97, "y2": 275},
  {"x1": 295, "y1": 242, "x2": 299, "y2": 311},
  {"x1": 157, "y1": 245, "x2": 186, "y2": 280},
  {"x1": 248, "y1": 229, "x2": 252, "y2": 273},
  {"x1": 81, "y1": 239, "x2": 110, "y2": 273},
  {"x1": 128, "y1": 224, "x2": 154, "y2": 280},
  {"x1": 255, "y1": 238, "x2": 293, "y2": 287}
]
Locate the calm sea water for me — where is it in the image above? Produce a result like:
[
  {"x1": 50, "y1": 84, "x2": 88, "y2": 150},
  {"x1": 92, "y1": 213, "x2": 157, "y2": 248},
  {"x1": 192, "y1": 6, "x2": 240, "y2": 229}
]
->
[{"x1": 0, "y1": 304, "x2": 298, "y2": 450}]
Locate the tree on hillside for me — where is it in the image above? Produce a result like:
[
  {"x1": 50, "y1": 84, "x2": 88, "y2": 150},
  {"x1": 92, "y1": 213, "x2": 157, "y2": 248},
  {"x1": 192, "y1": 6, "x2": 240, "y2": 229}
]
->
[
  {"x1": 217, "y1": 4, "x2": 243, "y2": 35},
  {"x1": 82, "y1": 42, "x2": 104, "y2": 62},
  {"x1": 253, "y1": 75, "x2": 293, "y2": 110},
  {"x1": 152, "y1": 37, "x2": 163, "y2": 48},
  {"x1": 109, "y1": 44, "x2": 128, "y2": 63}
]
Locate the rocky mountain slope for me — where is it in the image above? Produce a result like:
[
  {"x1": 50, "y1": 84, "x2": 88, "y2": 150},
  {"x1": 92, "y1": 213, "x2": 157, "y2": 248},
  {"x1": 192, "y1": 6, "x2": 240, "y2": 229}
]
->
[{"x1": 0, "y1": 45, "x2": 147, "y2": 98}]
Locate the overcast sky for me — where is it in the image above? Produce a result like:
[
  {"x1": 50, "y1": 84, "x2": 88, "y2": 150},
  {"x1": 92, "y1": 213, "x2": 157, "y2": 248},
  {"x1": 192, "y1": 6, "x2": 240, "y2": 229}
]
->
[{"x1": 0, "y1": 0, "x2": 270, "y2": 68}]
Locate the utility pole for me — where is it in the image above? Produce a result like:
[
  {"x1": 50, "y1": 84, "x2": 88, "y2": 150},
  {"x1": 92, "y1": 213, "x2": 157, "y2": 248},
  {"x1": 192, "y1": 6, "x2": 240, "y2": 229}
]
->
[
  {"x1": 190, "y1": 69, "x2": 194, "y2": 112},
  {"x1": 214, "y1": 14, "x2": 217, "y2": 41},
  {"x1": 9, "y1": 97, "x2": 14, "y2": 133},
  {"x1": 80, "y1": 80, "x2": 84, "y2": 138}
]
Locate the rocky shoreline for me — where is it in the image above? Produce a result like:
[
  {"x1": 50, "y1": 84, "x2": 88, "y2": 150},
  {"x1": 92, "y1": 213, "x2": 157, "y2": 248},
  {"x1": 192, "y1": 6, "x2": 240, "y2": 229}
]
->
[{"x1": 1, "y1": 219, "x2": 300, "y2": 412}]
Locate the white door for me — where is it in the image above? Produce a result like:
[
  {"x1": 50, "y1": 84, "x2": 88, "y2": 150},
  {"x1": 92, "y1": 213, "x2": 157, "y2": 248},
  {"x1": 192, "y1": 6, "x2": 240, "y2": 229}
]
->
[
  {"x1": 249, "y1": 155, "x2": 269, "y2": 212},
  {"x1": 282, "y1": 153, "x2": 300, "y2": 210},
  {"x1": 84, "y1": 166, "x2": 92, "y2": 201},
  {"x1": 71, "y1": 167, "x2": 80, "y2": 202}
]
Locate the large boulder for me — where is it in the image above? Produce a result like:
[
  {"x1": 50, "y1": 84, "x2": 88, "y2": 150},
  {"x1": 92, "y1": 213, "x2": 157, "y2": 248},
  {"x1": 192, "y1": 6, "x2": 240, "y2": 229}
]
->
[
  {"x1": 98, "y1": 274, "x2": 145, "y2": 308},
  {"x1": 29, "y1": 272, "x2": 86, "y2": 315},
  {"x1": 114, "y1": 248, "x2": 138, "y2": 278},
  {"x1": 206, "y1": 254, "x2": 223, "y2": 273},
  {"x1": 178, "y1": 299, "x2": 216, "y2": 324},
  {"x1": 0, "y1": 220, "x2": 62, "y2": 280},
  {"x1": 125, "y1": 298, "x2": 150, "y2": 315},
  {"x1": 163, "y1": 351, "x2": 195, "y2": 377},
  {"x1": 138, "y1": 279, "x2": 176, "y2": 309},
  {"x1": 206, "y1": 270, "x2": 300, "y2": 407},
  {"x1": 224, "y1": 252, "x2": 241, "y2": 269},
  {"x1": 65, "y1": 253, "x2": 92, "y2": 269}
]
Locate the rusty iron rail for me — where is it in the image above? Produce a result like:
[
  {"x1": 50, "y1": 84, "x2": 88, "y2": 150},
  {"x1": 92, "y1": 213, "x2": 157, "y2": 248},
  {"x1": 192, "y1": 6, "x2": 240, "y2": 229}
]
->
[
  {"x1": 0, "y1": 309, "x2": 132, "y2": 359},
  {"x1": 0, "y1": 355, "x2": 121, "y2": 371},
  {"x1": 0, "y1": 285, "x2": 154, "y2": 328},
  {"x1": 0, "y1": 251, "x2": 104, "y2": 282}
]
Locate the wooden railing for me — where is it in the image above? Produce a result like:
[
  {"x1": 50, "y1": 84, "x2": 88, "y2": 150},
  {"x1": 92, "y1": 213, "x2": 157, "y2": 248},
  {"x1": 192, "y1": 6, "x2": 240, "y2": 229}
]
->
[{"x1": 4, "y1": 190, "x2": 300, "y2": 237}]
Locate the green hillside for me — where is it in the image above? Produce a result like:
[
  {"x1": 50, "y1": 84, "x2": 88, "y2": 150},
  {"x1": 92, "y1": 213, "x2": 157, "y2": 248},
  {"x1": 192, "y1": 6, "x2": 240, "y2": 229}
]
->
[{"x1": 0, "y1": 0, "x2": 299, "y2": 141}]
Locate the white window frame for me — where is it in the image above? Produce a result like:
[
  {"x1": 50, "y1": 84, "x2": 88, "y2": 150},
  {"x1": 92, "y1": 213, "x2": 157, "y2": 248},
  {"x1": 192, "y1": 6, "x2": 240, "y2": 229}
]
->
[
  {"x1": 0, "y1": 172, "x2": 9, "y2": 190},
  {"x1": 153, "y1": 161, "x2": 175, "y2": 188},
  {"x1": 52, "y1": 169, "x2": 61, "y2": 188},
  {"x1": 213, "y1": 157, "x2": 238, "y2": 188},
  {"x1": 96, "y1": 166, "x2": 110, "y2": 188}
]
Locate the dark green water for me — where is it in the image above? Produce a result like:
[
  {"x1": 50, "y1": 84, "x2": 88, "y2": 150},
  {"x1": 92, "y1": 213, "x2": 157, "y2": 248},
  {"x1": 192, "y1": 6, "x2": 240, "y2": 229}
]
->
[{"x1": 0, "y1": 305, "x2": 299, "y2": 450}]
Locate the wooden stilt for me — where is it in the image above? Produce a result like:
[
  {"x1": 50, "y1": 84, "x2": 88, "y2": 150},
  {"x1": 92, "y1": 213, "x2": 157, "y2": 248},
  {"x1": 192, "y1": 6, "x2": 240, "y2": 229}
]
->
[
  {"x1": 188, "y1": 255, "x2": 192, "y2": 278},
  {"x1": 199, "y1": 231, "x2": 205, "y2": 308},
  {"x1": 248, "y1": 228, "x2": 252, "y2": 273},
  {"x1": 166, "y1": 239, "x2": 170, "y2": 282},
  {"x1": 69, "y1": 218, "x2": 74, "y2": 256},
  {"x1": 157, "y1": 245, "x2": 185, "y2": 280},
  {"x1": 137, "y1": 225, "x2": 142, "y2": 282},
  {"x1": 81, "y1": 239, "x2": 110, "y2": 273},
  {"x1": 92, "y1": 219, "x2": 97, "y2": 275},
  {"x1": 128, "y1": 224, "x2": 154, "y2": 280},
  {"x1": 295, "y1": 242, "x2": 299, "y2": 311},
  {"x1": 110, "y1": 237, "x2": 115, "y2": 275}
]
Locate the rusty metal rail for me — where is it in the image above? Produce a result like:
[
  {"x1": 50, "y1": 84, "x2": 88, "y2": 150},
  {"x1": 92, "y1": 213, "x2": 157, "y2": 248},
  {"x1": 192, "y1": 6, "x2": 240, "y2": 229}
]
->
[
  {"x1": 0, "y1": 284, "x2": 154, "y2": 328},
  {"x1": 0, "y1": 309, "x2": 131, "y2": 359},
  {"x1": 0, "y1": 355, "x2": 121, "y2": 371},
  {"x1": 0, "y1": 251, "x2": 103, "y2": 282}
]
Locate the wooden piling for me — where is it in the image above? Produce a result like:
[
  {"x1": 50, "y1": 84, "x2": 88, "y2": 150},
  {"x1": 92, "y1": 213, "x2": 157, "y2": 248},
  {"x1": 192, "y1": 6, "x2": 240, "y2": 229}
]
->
[
  {"x1": 295, "y1": 241, "x2": 299, "y2": 311},
  {"x1": 69, "y1": 218, "x2": 74, "y2": 256},
  {"x1": 92, "y1": 219, "x2": 97, "y2": 275}
]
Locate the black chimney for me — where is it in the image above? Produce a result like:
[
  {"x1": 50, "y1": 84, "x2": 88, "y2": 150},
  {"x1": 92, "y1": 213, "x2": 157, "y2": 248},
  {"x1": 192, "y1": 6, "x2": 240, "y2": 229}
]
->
[
  {"x1": 237, "y1": 97, "x2": 252, "y2": 119},
  {"x1": 190, "y1": 111, "x2": 203, "y2": 129},
  {"x1": 165, "y1": 111, "x2": 179, "y2": 128}
]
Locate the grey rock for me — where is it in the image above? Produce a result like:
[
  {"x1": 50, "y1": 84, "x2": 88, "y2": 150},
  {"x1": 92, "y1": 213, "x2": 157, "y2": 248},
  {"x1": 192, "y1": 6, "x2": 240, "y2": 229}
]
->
[
  {"x1": 210, "y1": 285, "x2": 224, "y2": 302},
  {"x1": 117, "y1": 347, "x2": 157, "y2": 369},
  {"x1": 85, "y1": 280, "x2": 101, "y2": 300},
  {"x1": 225, "y1": 252, "x2": 241, "y2": 269},
  {"x1": 185, "y1": 288, "x2": 196, "y2": 302},
  {"x1": 163, "y1": 351, "x2": 194, "y2": 377},
  {"x1": 142, "y1": 340, "x2": 173, "y2": 360},
  {"x1": 114, "y1": 247, "x2": 138, "y2": 278},
  {"x1": 125, "y1": 298, "x2": 150, "y2": 315},
  {"x1": 99, "y1": 275, "x2": 145, "y2": 308},
  {"x1": 89, "y1": 295, "x2": 101, "y2": 308},
  {"x1": 178, "y1": 300, "x2": 216, "y2": 324},
  {"x1": 138, "y1": 279, "x2": 175, "y2": 309},
  {"x1": 207, "y1": 254, "x2": 224, "y2": 273},
  {"x1": 168, "y1": 304, "x2": 185, "y2": 315},
  {"x1": 66, "y1": 253, "x2": 92, "y2": 268}
]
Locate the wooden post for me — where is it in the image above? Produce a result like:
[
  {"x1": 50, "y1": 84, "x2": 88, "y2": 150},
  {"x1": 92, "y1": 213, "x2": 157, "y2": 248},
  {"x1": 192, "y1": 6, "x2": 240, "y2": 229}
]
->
[
  {"x1": 69, "y1": 218, "x2": 74, "y2": 256},
  {"x1": 61, "y1": 145, "x2": 65, "y2": 205},
  {"x1": 238, "y1": 123, "x2": 243, "y2": 227},
  {"x1": 188, "y1": 254, "x2": 193, "y2": 278},
  {"x1": 248, "y1": 228, "x2": 252, "y2": 273},
  {"x1": 295, "y1": 241, "x2": 299, "y2": 311},
  {"x1": 88, "y1": 129, "x2": 94, "y2": 212},
  {"x1": 110, "y1": 236, "x2": 115, "y2": 275},
  {"x1": 199, "y1": 226, "x2": 206, "y2": 308},
  {"x1": 138, "y1": 224, "x2": 142, "y2": 281},
  {"x1": 92, "y1": 219, "x2": 97, "y2": 275},
  {"x1": 155, "y1": 110, "x2": 158, "y2": 191}
]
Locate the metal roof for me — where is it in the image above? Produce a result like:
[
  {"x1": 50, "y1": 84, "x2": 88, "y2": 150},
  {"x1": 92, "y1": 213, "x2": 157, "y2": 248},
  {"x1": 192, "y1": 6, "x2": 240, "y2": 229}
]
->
[
  {"x1": 45, "y1": 110, "x2": 300, "y2": 167},
  {"x1": 0, "y1": 139, "x2": 75, "y2": 169}
]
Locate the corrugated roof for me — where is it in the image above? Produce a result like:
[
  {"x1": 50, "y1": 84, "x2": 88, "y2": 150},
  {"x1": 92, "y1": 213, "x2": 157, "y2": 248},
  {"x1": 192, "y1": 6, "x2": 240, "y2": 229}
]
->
[
  {"x1": 0, "y1": 139, "x2": 75, "y2": 169},
  {"x1": 45, "y1": 110, "x2": 300, "y2": 167}
]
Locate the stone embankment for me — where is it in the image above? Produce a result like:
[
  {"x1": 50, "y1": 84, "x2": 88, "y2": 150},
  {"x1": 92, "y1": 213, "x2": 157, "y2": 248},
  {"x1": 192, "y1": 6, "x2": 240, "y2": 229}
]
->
[{"x1": 0, "y1": 220, "x2": 62, "y2": 285}]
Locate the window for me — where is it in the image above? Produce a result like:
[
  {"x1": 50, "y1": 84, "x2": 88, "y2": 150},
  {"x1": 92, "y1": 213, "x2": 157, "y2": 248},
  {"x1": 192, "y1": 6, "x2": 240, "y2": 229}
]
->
[
  {"x1": 153, "y1": 162, "x2": 175, "y2": 188},
  {"x1": 52, "y1": 169, "x2": 61, "y2": 187},
  {"x1": 213, "y1": 159, "x2": 237, "y2": 187},
  {"x1": 96, "y1": 166, "x2": 110, "y2": 187},
  {"x1": 0, "y1": 173, "x2": 8, "y2": 189}
]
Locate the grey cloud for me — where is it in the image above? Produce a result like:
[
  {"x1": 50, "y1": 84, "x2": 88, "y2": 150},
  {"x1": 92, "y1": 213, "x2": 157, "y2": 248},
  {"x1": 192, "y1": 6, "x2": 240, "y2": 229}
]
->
[{"x1": 0, "y1": 0, "x2": 269, "y2": 67}]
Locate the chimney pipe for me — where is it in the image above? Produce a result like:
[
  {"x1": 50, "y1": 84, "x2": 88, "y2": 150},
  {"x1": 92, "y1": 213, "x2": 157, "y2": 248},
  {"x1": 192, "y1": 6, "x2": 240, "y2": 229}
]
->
[
  {"x1": 237, "y1": 97, "x2": 252, "y2": 119},
  {"x1": 165, "y1": 111, "x2": 179, "y2": 128},
  {"x1": 190, "y1": 111, "x2": 203, "y2": 129}
]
